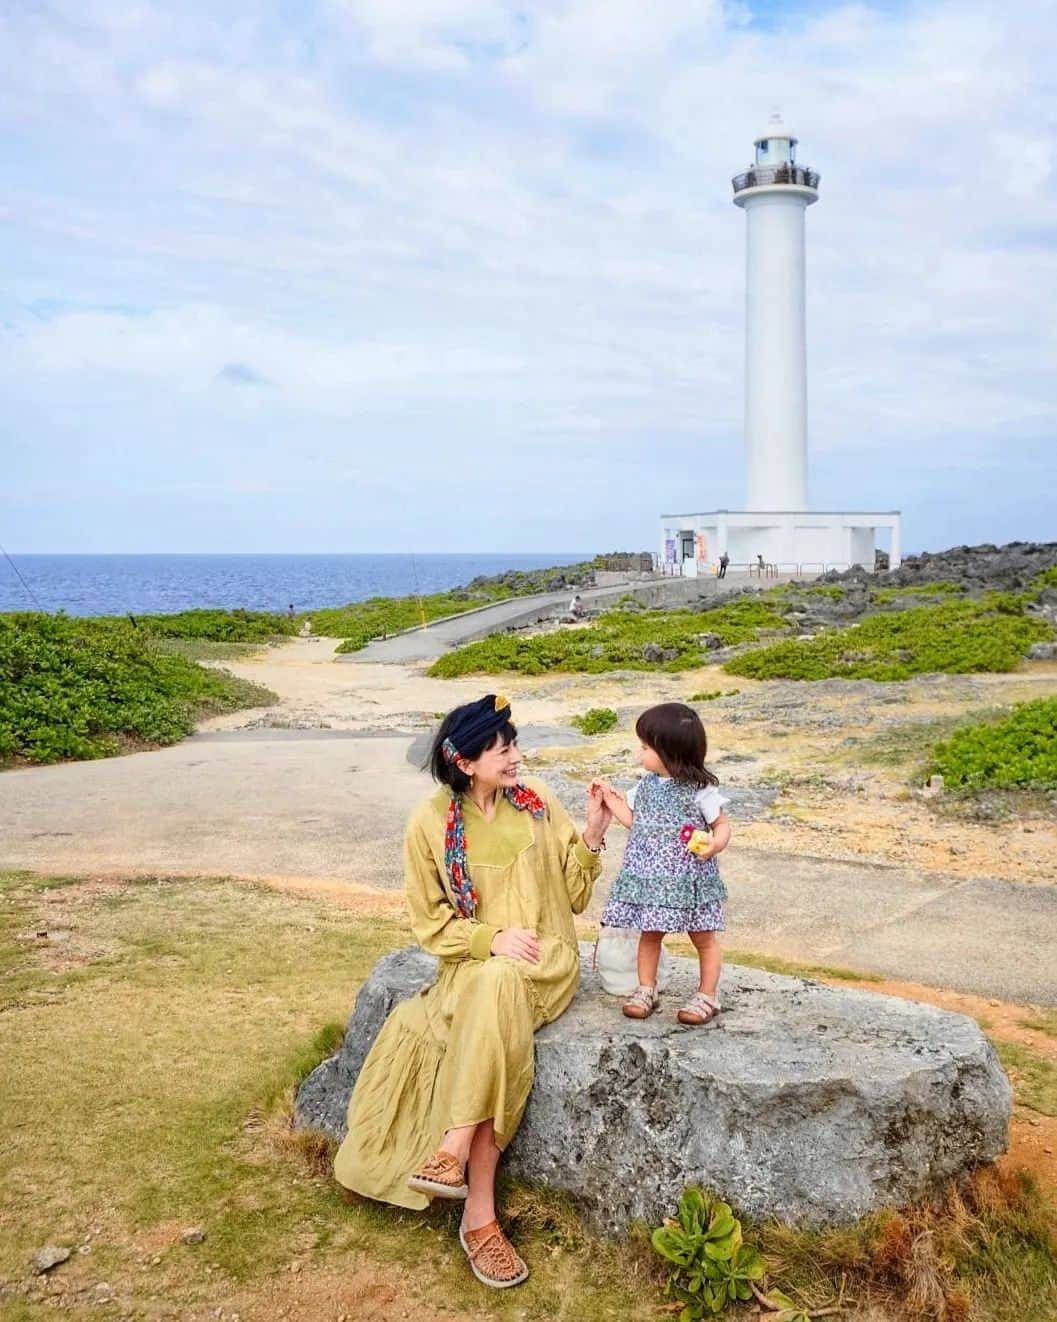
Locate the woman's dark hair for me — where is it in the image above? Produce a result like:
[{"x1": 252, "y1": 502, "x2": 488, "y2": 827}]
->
[
  {"x1": 635, "y1": 702, "x2": 718, "y2": 787},
  {"x1": 427, "y1": 710, "x2": 518, "y2": 793}
]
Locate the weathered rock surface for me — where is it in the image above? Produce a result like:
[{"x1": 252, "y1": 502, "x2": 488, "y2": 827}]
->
[{"x1": 295, "y1": 946, "x2": 1011, "y2": 1234}]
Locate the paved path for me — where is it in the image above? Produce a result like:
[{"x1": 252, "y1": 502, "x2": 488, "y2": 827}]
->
[
  {"x1": 2, "y1": 728, "x2": 1055, "y2": 1006},
  {"x1": 343, "y1": 585, "x2": 622, "y2": 664}
]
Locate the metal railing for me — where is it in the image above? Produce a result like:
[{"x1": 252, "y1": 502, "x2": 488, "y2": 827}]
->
[{"x1": 732, "y1": 164, "x2": 820, "y2": 194}]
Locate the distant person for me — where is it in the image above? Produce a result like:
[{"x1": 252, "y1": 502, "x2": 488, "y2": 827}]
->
[
  {"x1": 756, "y1": 554, "x2": 765, "y2": 576},
  {"x1": 569, "y1": 592, "x2": 586, "y2": 620},
  {"x1": 286, "y1": 603, "x2": 296, "y2": 620},
  {"x1": 718, "y1": 552, "x2": 730, "y2": 579}
]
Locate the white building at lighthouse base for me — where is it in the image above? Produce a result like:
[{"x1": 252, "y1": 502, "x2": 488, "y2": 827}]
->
[{"x1": 659, "y1": 508, "x2": 902, "y2": 578}]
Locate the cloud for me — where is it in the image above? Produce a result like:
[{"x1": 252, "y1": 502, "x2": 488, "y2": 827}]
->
[
  {"x1": 217, "y1": 361, "x2": 268, "y2": 386},
  {"x1": 0, "y1": 0, "x2": 1054, "y2": 553}
]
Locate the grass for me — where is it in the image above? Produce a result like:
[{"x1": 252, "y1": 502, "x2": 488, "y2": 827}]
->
[
  {"x1": 993, "y1": 1041, "x2": 1057, "y2": 1117},
  {"x1": 0, "y1": 871, "x2": 661, "y2": 1320},
  {"x1": 717, "y1": 946, "x2": 883, "y2": 984},
  {"x1": 3, "y1": 873, "x2": 1056, "y2": 1320},
  {"x1": 1020, "y1": 1010, "x2": 1057, "y2": 1039},
  {"x1": 149, "y1": 637, "x2": 265, "y2": 662},
  {"x1": 753, "y1": 1167, "x2": 1057, "y2": 1322}
]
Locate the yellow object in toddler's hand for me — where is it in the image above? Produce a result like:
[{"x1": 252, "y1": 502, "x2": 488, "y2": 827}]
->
[{"x1": 680, "y1": 826, "x2": 712, "y2": 857}]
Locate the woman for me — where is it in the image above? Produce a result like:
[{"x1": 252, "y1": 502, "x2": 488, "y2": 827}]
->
[{"x1": 334, "y1": 694, "x2": 611, "y2": 1288}]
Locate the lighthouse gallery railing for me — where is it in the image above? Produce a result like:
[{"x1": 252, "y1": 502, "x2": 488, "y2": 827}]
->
[{"x1": 732, "y1": 165, "x2": 820, "y2": 194}]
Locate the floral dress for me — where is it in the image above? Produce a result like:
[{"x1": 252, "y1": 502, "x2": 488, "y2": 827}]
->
[{"x1": 601, "y1": 773, "x2": 728, "y2": 933}]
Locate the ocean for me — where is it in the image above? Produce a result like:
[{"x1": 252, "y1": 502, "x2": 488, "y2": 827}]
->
[{"x1": 0, "y1": 553, "x2": 590, "y2": 618}]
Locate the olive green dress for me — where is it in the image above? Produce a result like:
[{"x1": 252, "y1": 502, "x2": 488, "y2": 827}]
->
[{"x1": 333, "y1": 778, "x2": 601, "y2": 1209}]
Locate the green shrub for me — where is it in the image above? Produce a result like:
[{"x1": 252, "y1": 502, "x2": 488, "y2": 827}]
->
[
  {"x1": 428, "y1": 598, "x2": 788, "y2": 677},
  {"x1": 689, "y1": 689, "x2": 740, "y2": 702},
  {"x1": 129, "y1": 608, "x2": 297, "y2": 643},
  {"x1": 928, "y1": 698, "x2": 1057, "y2": 790},
  {"x1": 725, "y1": 601, "x2": 1052, "y2": 682},
  {"x1": 0, "y1": 613, "x2": 275, "y2": 766},
  {"x1": 571, "y1": 707, "x2": 618, "y2": 735}
]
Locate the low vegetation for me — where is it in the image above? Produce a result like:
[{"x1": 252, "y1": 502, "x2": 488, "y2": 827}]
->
[
  {"x1": 124, "y1": 607, "x2": 297, "y2": 642},
  {"x1": 724, "y1": 599, "x2": 1052, "y2": 682},
  {"x1": 571, "y1": 707, "x2": 619, "y2": 736},
  {"x1": 3, "y1": 871, "x2": 1055, "y2": 1322},
  {"x1": 428, "y1": 598, "x2": 788, "y2": 677},
  {"x1": 315, "y1": 560, "x2": 601, "y2": 652},
  {"x1": 928, "y1": 697, "x2": 1057, "y2": 791},
  {"x1": 0, "y1": 613, "x2": 275, "y2": 766}
]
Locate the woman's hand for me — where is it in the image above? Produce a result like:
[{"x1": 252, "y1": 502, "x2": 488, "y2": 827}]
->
[
  {"x1": 490, "y1": 927, "x2": 542, "y2": 964},
  {"x1": 583, "y1": 783, "x2": 613, "y2": 849}
]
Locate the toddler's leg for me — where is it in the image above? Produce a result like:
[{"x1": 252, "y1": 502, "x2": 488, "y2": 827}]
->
[
  {"x1": 688, "y1": 930, "x2": 721, "y2": 997},
  {"x1": 637, "y1": 930, "x2": 664, "y2": 988},
  {"x1": 623, "y1": 930, "x2": 664, "y2": 1020}
]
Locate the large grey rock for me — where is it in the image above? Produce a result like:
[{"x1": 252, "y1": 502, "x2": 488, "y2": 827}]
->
[{"x1": 296, "y1": 946, "x2": 1011, "y2": 1234}]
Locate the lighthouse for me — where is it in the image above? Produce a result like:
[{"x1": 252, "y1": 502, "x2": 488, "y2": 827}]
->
[
  {"x1": 659, "y1": 114, "x2": 901, "y2": 578},
  {"x1": 734, "y1": 112, "x2": 817, "y2": 512}
]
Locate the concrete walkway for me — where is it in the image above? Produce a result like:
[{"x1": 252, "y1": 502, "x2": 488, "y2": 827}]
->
[
  {"x1": 341, "y1": 573, "x2": 752, "y2": 664},
  {"x1": 2, "y1": 728, "x2": 1055, "y2": 1006},
  {"x1": 342, "y1": 584, "x2": 622, "y2": 664}
]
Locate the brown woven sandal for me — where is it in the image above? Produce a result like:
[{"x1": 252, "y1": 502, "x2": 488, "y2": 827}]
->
[
  {"x1": 677, "y1": 991, "x2": 721, "y2": 1026},
  {"x1": 459, "y1": 1220, "x2": 529, "y2": 1289},
  {"x1": 406, "y1": 1149, "x2": 468, "y2": 1200}
]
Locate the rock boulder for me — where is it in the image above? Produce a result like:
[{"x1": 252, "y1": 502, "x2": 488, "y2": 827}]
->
[{"x1": 296, "y1": 946, "x2": 1011, "y2": 1235}]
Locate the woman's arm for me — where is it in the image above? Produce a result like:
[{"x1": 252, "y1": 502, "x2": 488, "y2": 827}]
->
[
  {"x1": 539, "y1": 785, "x2": 606, "y2": 915},
  {"x1": 404, "y1": 816, "x2": 498, "y2": 961}
]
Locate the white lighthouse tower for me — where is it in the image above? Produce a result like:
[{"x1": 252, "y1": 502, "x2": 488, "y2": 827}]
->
[
  {"x1": 736, "y1": 112, "x2": 816, "y2": 512},
  {"x1": 659, "y1": 113, "x2": 901, "y2": 578}
]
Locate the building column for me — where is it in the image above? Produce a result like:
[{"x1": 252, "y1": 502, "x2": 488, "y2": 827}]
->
[{"x1": 889, "y1": 518, "x2": 902, "y2": 571}]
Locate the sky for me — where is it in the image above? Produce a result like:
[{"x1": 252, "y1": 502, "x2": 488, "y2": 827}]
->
[{"x1": 1, "y1": 0, "x2": 1054, "y2": 556}]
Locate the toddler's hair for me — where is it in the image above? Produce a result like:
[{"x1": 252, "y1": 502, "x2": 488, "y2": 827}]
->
[{"x1": 636, "y1": 702, "x2": 718, "y2": 787}]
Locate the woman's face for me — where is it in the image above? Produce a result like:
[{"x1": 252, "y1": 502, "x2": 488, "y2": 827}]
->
[{"x1": 460, "y1": 736, "x2": 521, "y2": 791}]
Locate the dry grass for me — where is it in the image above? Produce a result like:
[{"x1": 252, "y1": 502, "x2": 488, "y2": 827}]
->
[{"x1": 2, "y1": 869, "x2": 1056, "y2": 1321}]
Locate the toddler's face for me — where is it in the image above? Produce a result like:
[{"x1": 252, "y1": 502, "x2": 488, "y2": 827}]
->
[{"x1": 638, "y1": 741, "x2": 668, "y2": 776}]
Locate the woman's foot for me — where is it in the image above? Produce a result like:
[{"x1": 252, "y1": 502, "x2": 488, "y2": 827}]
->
[
  {"x1": 459, "y1": 1220, "x2": 529, "y2": 1289},
  {"x1": 406, "y1": 1149, "x2": 469, "y2": 1200},
  {"x1": 677, "y1": 991, "x2": 720, "y2": 1026},
  {"x1": 622, "y1": 984, "x2": 660, "y2": 1020}
]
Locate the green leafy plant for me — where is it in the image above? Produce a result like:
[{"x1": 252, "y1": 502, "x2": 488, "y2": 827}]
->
[
  {"x1": 571, "y1": 707, "x2": 619, "y2": 735},
  {"x1": 651, "y1": 1188, "x2": 765, "y2": 1318},
  {"x1": 725, "y1": 600, "x2": 1052, "y2": 682},
  {"x1": 689, "y1": 689, "x2": 740, "y2": 702},
  {"x1": 0, "y1": 613, "x2": 275, "y2": 766},
  {"x1": 429, "y1": 598, "x2": 788, "y2": 677},
  {"x1": 928, "y1": 697, "x2": 1057, "y2": 790}
]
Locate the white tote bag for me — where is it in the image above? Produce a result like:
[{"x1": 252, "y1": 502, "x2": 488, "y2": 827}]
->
[{"x1": 593, "y1": 926, "x2": 675, "y2": 996}]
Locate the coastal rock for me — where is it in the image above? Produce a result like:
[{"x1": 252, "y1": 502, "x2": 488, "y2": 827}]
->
[
  {"x1": 1027, "y1": 641, "x2": 1057, "y2": 660},
  {"x1": 295, "y1": 946, "x2": 1011, "y2": 1234}
]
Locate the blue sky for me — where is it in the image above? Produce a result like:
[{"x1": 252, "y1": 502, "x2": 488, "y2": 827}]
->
[{"x1": 2, "y1": 0, "x2": 1054, "y2": 556}]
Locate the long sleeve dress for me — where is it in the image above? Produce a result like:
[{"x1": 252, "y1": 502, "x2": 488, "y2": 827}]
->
[{"x1": 333, "y1": 778, "x2": 602, "y2": 1210}]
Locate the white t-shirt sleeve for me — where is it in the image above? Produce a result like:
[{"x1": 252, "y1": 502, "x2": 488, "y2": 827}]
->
[
  {"x1": 694, "y1": 785, "x2": 729, "y2": 825},
  {"x1": 626, "y1": 783, "x2": 639, "y2": 810}
]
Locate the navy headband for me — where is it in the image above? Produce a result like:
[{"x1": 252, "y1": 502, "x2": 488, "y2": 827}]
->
[{"x1": 441, "y1": 694, "x2": 513, "y2": 763}]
